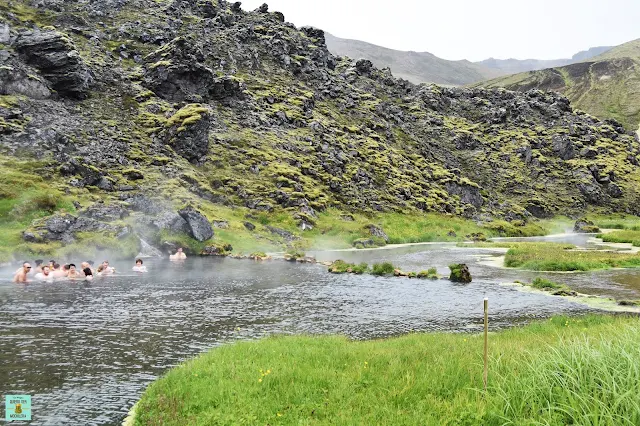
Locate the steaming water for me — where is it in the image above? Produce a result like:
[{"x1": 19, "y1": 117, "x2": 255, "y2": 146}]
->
[{"x1": 1, "y1": 234, "x2": 640, "y2": 425}]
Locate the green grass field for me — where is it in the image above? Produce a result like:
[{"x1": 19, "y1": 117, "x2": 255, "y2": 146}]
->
[
  {"x1": 132, "y1": 315, "x2": 640, "y2": 425},
  {"x1": 468, "y1": 241, "x2": 640, "y2": 271},
  {"x1": 597, "y1": 230, "x2": 640, "y2": 246}
]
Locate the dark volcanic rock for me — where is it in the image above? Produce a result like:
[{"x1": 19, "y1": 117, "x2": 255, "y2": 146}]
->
[
  {"x1": 355, "y1": 59, "x2": 373, "y2": 75},
  {"x1": 15, "y1": 29, "x2": 92, "y2": 98},
  {"x1": 444, "y1": 182, "x2": 483, "y2": 208},
  {"x1": 573, "y1": 218, "x2": 601, "y2": 233},
  {"x1": 266, "y1": 225, "x2": 297, "y2": 241},
  {"x1": 80, "y1": 204, "x2": 128, "y2": 221},
  {"x1": 243, "y1": 221, "x2": 256, "y2": 231},
  {"x1": 151, "y1": 211, "x2": 190, "y2": 233},
  {"x1": 178, "y1": 207, "x2": 214, "y2": 241},
  {"x1": 364, "y1": 224, "x2": 389, "y2": 242},
  {"x1": 143, "y1": 38, "x2": 244, "y2": 102},
  {"x1": 165, "y1": 105, "x2": 211, "y2": 163}
]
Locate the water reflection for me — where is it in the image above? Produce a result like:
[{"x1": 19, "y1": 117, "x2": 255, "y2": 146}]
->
[{"x1": 1, "y1": 235, "x2": 638, "y2": 425}]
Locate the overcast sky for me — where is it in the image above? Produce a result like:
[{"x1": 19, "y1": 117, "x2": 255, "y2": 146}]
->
[{"x1": 240, "y1": 0, "x2": 640, "y2": 61}]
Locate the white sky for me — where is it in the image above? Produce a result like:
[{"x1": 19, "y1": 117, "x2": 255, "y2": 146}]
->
[{"x1": 239, "y1": 0, "x2": 640, "y2": 61}]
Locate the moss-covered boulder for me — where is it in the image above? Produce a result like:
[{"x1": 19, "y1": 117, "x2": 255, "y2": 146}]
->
[
  {"x1": 449, "y1": 264, "x2": 472, "y2": 283},
  {"x1": 164, "y1": 104, "x2": 211, "y2": 164},
  {"x1": 574, "y1": 218, "x2": 601, "y2": 233}
]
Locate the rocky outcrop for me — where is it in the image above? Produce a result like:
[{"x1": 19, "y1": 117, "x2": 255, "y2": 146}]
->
[
  {"x1": 364, "y1": 224, "x2": 389, "y2": 243},
  {"x1": 14, "y1": 29, "x2": 92, "y2": 98},
  {"x1": 574, "y1": 218, "x2": 601, "y2": 233},
  {"x1": 80, "y1": 204, "x2": 128, "y2": 221},
  {"x1": 164, "y1": 104, "x2": 211, "y2": 163},
  {"x1": 143, "y1": 37, "x2": 244, "y2": 102},
  {"x1": 178, "y1": 207, "x2": 213, "y2": 241},
  {"x1": 25, "y1": 214, "x2": 126, "y2": 243},
  {"x1": 151, "y1": 211, "x2": 190, "y2": 233}
]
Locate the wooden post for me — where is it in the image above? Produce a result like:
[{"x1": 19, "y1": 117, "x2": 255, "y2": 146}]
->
[{"x1": 483, "y1": 297, "x2": 489, "y2": 394}]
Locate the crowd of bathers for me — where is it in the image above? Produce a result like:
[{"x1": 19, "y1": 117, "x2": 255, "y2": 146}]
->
[{"x1": 12, "y1": 258, "x2": 148, "y2": 283}]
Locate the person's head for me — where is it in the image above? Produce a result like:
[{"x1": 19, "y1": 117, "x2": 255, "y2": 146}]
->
[
  {"x1": 42, "y1": 266, "x2": 50, "y2": 275},
  {"x1": 102, "y1": 260, "x2": 109, "y2": 268},
  {"x1": 135, "y1": 259, "x2": 143, "y2": 266},
  {"x1": 49, "y1": 260, "x2": 55, "y2": 267},
  {"x1": 53, "y1": 262, "x2": 60, "y2": 270},
  {"x1": 81, "y1": 262, "x2": 89, "y2": 269},
  {"x1": 63, "y1": 264, "x2": 70, "y2": 271},
  {"x1": 97, "y1": 265, "x2": 104, "y2": 273},
  {"x1": 69, "y1": 264, "x2": 76, "y2": 272},
  {"x1": 22, "y1": 262, "x2": 31, "y2": 272},
  {"x1": 177, "y1": 248, "x2": 183, "y2": 253},
  {"x1": 83, "y1": 267, "x2": 92, "y2": 276},
  {"x1": 35, "y1": 259, "x2": 43, "y2": 267}
]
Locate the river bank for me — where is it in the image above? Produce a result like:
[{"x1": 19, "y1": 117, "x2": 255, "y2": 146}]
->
[{"x1": 131, "y1": 314, "x2": 640, "y2": 425}]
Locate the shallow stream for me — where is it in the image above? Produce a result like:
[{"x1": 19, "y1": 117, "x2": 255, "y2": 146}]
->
[{"x1": 1, "y1": 234, "x2": 639, "y2": 425}]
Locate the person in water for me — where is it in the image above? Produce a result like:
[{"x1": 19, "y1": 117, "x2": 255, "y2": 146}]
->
[
  {"x1": 67, "y1": 264, "x2": 82, "y2": 280},
  {"x1": 13, "y1": 262, "x2": 31, "y2": 283},
  {"x1": 83, "y1": 266, "x2": 94, "y2": 281},
  {"x1": 34, "y1": 259, "x2": 44, "y2": 274},
  {"x1": 80, "y1": 262, "x2": 93, "y2": 275},
  {"x1": 132, "y1": 259, "x2": 148, "y2": 273},
  {"x1": 34, "y1": 266, "x2": 54, "y2": 282},
  {"x1": 169, "y1": 247, "x2": 187, "y2": 260},
  {"x1": 97, "y1": 260, "x2": 115, "y2": 275},
  {"x1": 51, "y1": 263, "x2": 67, "y2": 279}
]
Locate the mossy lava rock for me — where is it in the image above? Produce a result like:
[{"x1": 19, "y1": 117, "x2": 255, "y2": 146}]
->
[{"x1": 449, "y1": 264, "x2": 472, "y2": 283}]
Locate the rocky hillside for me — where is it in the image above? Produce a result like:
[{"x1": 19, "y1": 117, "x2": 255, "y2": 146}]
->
[
  {"x1": 476, "y1": 46, "x2": 612, "y2": 75},
  {"x1": 473, "y1": 40, "x2": 640, "y2": 131},
  {"x1": 325, "y1": 32, "x2": 502, "y2": 86},
  {"x1": 1, "y1": 0, "x2": 640, "y2": 260}
]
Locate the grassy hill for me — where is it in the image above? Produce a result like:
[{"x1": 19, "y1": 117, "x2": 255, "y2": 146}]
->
[
  {"x1": 473, "y1": 39, "x2": 640, "y2": 131},
  {"x1": 325, "y1": 32, "x2": 503, "y2": 85}
]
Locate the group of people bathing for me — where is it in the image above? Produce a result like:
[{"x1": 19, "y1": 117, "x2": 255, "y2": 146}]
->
[
  {"x1": 13, "y1": 259, "x2": 145, "y2": 283},
  {"x1": 12, "y1": 247, "x2": 188, "y2": 283}
]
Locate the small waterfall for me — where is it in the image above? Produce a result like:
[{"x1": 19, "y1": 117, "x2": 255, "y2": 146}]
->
[{"x1": 136, "y1": 237, "x2": 164, "y2": 258}]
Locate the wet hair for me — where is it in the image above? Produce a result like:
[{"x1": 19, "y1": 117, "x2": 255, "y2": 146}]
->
[
  {"x1": 97, "y1": 265, "x2": 104, "y2": 273},
  {"x1": 49, "y1": 260, "x2": 55, "y2": 264},
  {"x1": 135, "y1": 259, "x2": 143, "y2": 265},
  {"x1": 53, "y1": 263, "x2": 60, "y2": 269},
  {"x1": 83, "y1": 267, "x2": 93, "y2": 276},
  {"x1": 69, "y1": 264, "x2": 76, "y2": 268},
  {"x1": 63, "y1": 264, "x2": 70, "y2": 271},
  {"x1": 35, "y1": 259, "x2": 43, "y2": 266}
]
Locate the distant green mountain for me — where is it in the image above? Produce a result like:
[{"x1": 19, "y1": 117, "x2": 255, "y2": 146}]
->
[
  {"x1": 476, "y1": 46, "x2": 613, "y2": 75},
  {"x1": 473, "y1": 39, "x2": 640, "y2": 131},
  {"x1": 324, "y1": 32, "x2": 503, "y2": 86}
]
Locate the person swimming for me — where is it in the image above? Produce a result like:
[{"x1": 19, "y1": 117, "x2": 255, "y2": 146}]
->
[
  {"x1": 34, "y1": 259, "x2": 44, "y2": 274},
  {"x1": 169, "y1": 247, "x2": 187, "y2": 260},
  {"x1": 132, "y1": 259, "x2": 148, "y2": 273},
  {"x1": 12, "y1": 262, "x2": 31, "y2": 283}
]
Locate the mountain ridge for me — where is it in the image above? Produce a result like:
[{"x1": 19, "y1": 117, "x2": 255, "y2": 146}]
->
[{"x1": 473, "y1": 39, "x2": 640, "y2": 130}]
